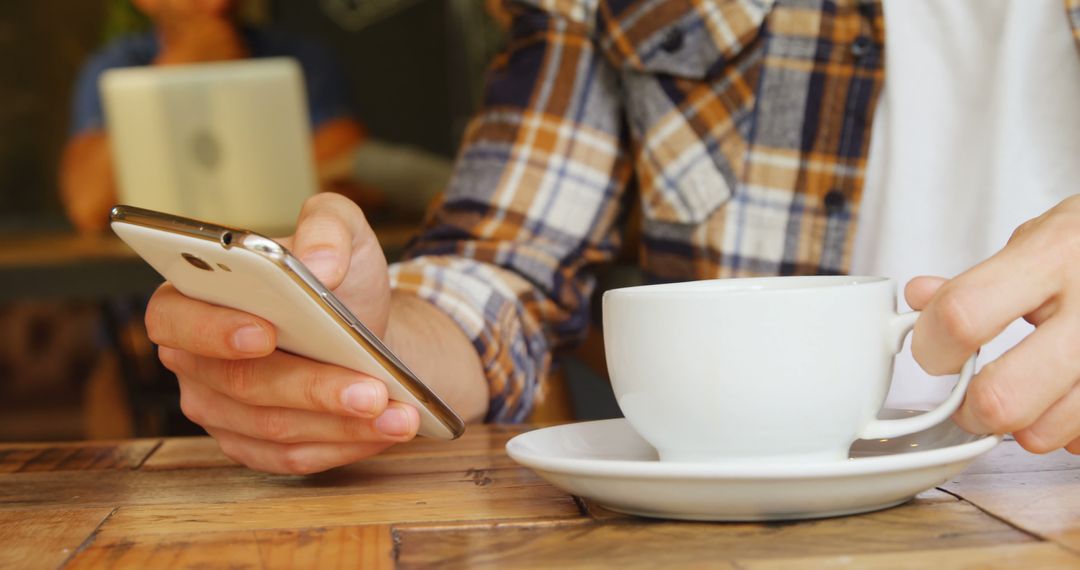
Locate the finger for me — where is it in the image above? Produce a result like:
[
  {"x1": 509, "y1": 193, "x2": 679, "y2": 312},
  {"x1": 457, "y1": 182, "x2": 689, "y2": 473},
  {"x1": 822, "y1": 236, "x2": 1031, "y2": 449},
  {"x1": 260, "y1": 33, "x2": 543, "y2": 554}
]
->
[
  {"x1": 1066, "y1": 437, "x2": 1080, "y2": 455},
  {"x1": 292, "y1": 193, "x2": 372, "y2": 288},
  {"x1": 1023, "y1": 296, "x2": 1060, "y2": 327},
  {"x1": 146, "y1": 283, "x2": 275, "y2": 359},
  {"x1": 206, "y1": 427, "x2": 395, "y2": 475},
  {"x1": 953, "y1": 315, "x2": 1080, "y2": 435},
  {"x1": 1006, "y1": 216, "x2": 1038, "y2": 245},
  {"x1": 1012, "y1": 383, "x2": 1080, "y2": 453},
  {"x1": 912, "y1": 244, "x2": 1060, "y2": 375},
  {"x1": 160, "y1": 347, "x2": 389, "y2": 418},
  {"x1": 179, "y1": 379, "x2": 419, "y2": 444},
  {"x1": 288, "y1": 193, "x2": 391, "y2": 337},
  {"x1": 904, "y1": 276, "x2": 947, "y2": 311}
]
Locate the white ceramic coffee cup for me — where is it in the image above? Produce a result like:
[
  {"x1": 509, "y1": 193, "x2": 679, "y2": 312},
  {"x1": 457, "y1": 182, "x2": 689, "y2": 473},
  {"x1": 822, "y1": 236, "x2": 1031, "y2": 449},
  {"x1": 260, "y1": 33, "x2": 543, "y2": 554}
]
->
[{"x1": 602, "y1": 276, "x2": 977, "y2": 464}]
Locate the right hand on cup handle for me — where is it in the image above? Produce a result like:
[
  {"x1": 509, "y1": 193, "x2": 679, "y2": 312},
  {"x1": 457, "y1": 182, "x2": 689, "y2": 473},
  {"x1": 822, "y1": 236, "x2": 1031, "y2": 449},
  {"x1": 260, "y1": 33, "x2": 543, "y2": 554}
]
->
[{"x1": 145, "y1": 193, "x2": 420, "y2": 474}]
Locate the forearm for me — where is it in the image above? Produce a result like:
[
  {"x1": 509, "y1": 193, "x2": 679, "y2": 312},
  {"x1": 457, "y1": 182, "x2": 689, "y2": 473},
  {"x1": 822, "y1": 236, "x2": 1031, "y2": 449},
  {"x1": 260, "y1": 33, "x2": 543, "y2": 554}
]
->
[
  {"x1": 59, "y1": 131, "x2": 118, "y2": 233},
  {"x1": 384, "y1": 290, "x2": 489, "y2": 422},
  {"x1": 382, "y1": 4, "x2": 630, "y2": 422}
]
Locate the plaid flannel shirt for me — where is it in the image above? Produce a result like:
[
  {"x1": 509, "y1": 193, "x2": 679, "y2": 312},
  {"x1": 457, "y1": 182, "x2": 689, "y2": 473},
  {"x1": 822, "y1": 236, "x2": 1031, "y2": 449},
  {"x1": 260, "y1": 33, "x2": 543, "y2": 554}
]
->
[{"x1": 390, "y1": 0, "x2": 1080, "y2": 422}]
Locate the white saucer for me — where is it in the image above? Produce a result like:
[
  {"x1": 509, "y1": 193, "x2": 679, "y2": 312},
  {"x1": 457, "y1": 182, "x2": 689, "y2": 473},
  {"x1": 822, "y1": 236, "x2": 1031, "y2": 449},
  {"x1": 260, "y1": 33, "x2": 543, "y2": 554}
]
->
[{"x1": 506, "y1": 410, "x2": 1001, "y2": 521}]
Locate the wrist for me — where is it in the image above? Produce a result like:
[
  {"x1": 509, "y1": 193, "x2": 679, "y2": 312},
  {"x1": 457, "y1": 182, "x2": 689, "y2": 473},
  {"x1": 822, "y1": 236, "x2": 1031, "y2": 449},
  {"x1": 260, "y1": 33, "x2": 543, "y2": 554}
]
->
[
  {"x1": 383, "y1": 290, "x2": 424, "y2": 353},
  {"x1": 383, "y1": 288, "x2": 490, "y2": 422}
]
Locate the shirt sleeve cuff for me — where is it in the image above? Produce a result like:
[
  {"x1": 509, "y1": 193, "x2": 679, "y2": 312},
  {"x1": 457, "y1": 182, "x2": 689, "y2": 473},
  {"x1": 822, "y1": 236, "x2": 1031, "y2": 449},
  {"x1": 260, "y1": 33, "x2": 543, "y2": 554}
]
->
[{"x1": 389, "y1": 255, "x2": 552, "y2": 422}]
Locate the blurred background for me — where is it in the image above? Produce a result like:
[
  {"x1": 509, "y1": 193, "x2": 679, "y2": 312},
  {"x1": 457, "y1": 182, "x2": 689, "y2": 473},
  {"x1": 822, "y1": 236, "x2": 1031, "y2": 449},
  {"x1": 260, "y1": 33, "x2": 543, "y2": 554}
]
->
[
  {"x1": 0, "y1": 0, "x2": 621, "y2": 442},
  {"x1": 1, "y1": 0, "x2": 508, "y2": 227},
  {"x1": 0, "y1": 0, "x2": 489, "y2": 441}
]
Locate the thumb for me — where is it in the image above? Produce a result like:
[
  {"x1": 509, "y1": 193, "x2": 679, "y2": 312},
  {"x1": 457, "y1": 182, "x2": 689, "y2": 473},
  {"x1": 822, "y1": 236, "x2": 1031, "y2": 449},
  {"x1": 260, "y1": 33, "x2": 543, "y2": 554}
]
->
[
  {"x1": 904, "y1": 275, "x2": 948, "y2": 311},
  {"x1": 281, "y1": 193, "x2": 391, "y2": 336},
  {"x1": 290, "y1": 194, "x2": 368, "y2": 289}
]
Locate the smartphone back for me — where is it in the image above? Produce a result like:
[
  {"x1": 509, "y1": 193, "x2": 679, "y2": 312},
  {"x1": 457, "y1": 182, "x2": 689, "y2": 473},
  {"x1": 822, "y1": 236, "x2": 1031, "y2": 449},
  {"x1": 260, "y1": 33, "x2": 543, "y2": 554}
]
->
[{"x1": 112, "y1": 218, "x2": 462, "y2": 440}]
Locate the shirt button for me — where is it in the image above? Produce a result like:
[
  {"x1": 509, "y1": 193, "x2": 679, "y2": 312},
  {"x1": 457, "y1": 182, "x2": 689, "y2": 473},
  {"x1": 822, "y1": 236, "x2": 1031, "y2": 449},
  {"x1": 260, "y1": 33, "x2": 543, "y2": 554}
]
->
[
  {"x1": 660, "y1": 27, "x2": 685, "y2": 53},
  {"x1": 824, "y1": 190, "x2": 846, "y2": 213},
  {"x1": 850, "y1": 35, "x2": 873, "y2": 58}
]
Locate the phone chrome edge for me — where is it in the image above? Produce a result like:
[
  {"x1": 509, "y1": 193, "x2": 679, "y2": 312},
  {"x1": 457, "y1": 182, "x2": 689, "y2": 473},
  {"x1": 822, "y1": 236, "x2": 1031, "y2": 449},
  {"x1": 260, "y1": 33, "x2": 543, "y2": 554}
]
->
[
  {"x1": 110, "y1": 204, "x2": 466, "y2": 439},
  {"x1": 279, "y1": 254, "x2": 466, "y2": 439},
  {"x1": 111, "y1": 204, "x2": 256, "y2": 250}
]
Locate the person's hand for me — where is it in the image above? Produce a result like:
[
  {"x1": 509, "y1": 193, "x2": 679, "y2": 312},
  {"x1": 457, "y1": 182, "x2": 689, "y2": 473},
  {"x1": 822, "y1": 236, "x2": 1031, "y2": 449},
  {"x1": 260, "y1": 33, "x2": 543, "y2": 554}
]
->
[
  {"x1": 905, "y1": 195, "x2": 1080, "y2": 455},
  {"x1": 145, "y1": 193, "x2": 420, "y2": 474}
]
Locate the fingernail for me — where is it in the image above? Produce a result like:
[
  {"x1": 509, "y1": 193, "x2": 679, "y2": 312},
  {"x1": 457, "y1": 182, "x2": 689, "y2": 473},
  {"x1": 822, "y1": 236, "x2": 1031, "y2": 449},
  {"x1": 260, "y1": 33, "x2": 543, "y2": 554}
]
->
[
  {"x1": 231, "y1": 325, "x2": 269, "y2": 354},
  {"x1": 301, "y1": 249, "x2": 339, "y2": 284},
  {"x1": 341, "y1": 383, "x2": 379, "y2": 415},
  {"x1": 374, "y1": 408, "x2": 412, "y2": 437}
]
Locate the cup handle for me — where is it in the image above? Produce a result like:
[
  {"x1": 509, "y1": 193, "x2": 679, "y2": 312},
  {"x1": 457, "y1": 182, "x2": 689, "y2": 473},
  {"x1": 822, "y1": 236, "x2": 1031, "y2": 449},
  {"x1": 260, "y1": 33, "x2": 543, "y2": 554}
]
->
[{"x1": 858, "y1": 311, "x2": 978, "y2": 440}]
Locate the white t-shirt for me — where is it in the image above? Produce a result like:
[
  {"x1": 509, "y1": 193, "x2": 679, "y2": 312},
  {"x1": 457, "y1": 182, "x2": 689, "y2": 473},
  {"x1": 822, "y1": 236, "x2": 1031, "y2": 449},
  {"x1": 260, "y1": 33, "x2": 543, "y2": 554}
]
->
[{"x1": 852, "y1": 0, "x2": 1080, "y2": 409}]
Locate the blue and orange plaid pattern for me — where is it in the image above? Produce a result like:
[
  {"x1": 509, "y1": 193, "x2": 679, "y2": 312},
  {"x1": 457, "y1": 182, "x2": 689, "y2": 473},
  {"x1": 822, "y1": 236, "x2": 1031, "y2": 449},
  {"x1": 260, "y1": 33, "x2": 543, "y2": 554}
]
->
[{"x1": 390, "y1": 0, "x2": 1080, "y2": 421}]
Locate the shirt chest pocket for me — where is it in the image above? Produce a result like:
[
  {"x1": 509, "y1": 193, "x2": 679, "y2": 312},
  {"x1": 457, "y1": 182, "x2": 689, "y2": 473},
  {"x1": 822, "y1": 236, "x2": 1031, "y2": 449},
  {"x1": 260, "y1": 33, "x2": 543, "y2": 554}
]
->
[{"x1": 598, "y1": 0, "x2": 771, "y2": 225}]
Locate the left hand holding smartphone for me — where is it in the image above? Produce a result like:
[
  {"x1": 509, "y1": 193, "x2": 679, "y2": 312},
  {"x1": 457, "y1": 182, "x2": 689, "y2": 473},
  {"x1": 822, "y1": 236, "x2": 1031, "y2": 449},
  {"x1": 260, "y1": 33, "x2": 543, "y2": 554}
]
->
[{"x1": 145, "y1": 193, "x2": 421, "y2": 474}]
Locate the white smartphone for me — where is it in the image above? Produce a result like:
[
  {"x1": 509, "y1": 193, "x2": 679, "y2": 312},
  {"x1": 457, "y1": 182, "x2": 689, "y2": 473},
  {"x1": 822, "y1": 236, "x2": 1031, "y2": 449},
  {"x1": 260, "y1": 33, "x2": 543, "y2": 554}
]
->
[{"x1": 110, "y1": 205, "x2": 464, "y2": 440}]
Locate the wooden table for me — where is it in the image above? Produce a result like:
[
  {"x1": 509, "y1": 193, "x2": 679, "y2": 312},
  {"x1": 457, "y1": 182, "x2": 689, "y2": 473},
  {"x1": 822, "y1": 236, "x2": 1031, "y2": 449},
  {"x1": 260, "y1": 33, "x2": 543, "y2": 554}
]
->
[{"x1": 1, "y1": 426, "x2": 1077, "y2": 569}]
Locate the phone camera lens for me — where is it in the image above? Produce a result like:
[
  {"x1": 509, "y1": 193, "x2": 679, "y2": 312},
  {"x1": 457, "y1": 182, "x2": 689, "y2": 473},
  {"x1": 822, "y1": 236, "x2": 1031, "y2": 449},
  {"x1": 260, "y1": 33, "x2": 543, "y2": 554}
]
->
[
  {"x1": 221, "y1": 231, "x2": 233, "y2": 248},
  {"x1": 181, "y1": 252, "x2": 214, "y2": 271}
]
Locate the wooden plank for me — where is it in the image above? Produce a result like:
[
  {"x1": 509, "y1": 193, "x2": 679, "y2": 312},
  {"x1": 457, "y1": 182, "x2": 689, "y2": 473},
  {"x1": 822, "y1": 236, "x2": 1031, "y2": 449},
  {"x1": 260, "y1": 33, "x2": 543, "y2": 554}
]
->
[
  {"x1": 95, "y1": 476, "x2": 580, "y2": 537},
  {"x1": 0, "y1": 507, "x2": 113, "y2": 570},
  {"x1": 321, "y1": 453, "x2": 522, "y2": 478},
  {"x1": 0, "y1": 440, "x2": 159, "y2": 473},
  {"x1": 2, "y1": 453, "x2": 537, "y2": 510},
  {"x1": 140, "y1": 425, "x2": 531, "y2": 471},
  {"x1": 964, "y1": 441, "x2": 1080, "y2": 475},
  {"x1": 394, "y1": 492, "x2": 1032, "y2": 569},
  {"x1": 2, "y1": 425, "x2": 1067, "y2": 568},
  {"x1": 942, "y1": 469, "x2": 1080, "y2": 552},
  {"x1": 254, "y1": 526, "x2": 395, "y2": 570},
  {"x1": 138, "y1": 437, "x2": 238, "y2": 471},
  {"x1": 66, "y1": 525, "x2": 395, "y2": 570},
  {"x1": 66, "y1": 530, "x2": 262, "y2": 569},
  {"x1": 735, "y1": 542, "x2": 1080, "y2": 569}
]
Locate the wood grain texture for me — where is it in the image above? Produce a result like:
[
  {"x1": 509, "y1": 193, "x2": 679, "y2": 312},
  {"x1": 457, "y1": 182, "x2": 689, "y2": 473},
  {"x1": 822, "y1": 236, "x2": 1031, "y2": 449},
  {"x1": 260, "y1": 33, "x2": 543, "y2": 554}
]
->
[
  {"x1": 95, "y1": 472, "x2": 581, "y2": 537},
  {"x1": 0, "y1": 425, "x2": 1073, "y2": 569},
  {"x1": 0, "y1": 507, "x2": 113, "y2": 570},
  {"x1": 139, "y1": 426, "x2": 531, "y2": 471},
  {"x1": 394, "y1": 492, "x2": 1032, "y2": 569},
  {"x1": 67, "y1": 525, "x2": 395, "y2": 570},
  {"x1": 941, "y1": 468, "x2": 1080, "y2": 552},
  {"x1": 0, "y1": 440, "x2": 159, "y2": 473},
  {"x1": 735, "y1": 542, "x2": 1080, "y2": 569},
  {"x1": 138, "y1": 437, "x2": 238, "y2": 471},
  {"x1": 963, "y1": 441, "x2": 1080, "y2": 475},
  {"x1": 1, "y1": 456, "x2": 543, "y2": 511}
]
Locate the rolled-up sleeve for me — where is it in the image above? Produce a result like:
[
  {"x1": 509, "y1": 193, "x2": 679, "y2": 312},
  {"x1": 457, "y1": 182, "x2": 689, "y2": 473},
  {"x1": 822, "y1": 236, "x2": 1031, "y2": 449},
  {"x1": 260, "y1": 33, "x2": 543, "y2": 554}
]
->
[{"x1": 389, "y1": 1, "x2": 632, "y2": 422}]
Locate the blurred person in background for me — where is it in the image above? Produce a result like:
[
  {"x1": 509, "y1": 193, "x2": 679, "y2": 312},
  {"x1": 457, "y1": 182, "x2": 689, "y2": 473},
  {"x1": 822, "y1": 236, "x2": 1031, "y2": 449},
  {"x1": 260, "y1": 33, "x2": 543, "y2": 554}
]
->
[{"x1": 59, "y1": 0, "x2": 372, "y2": 232}]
